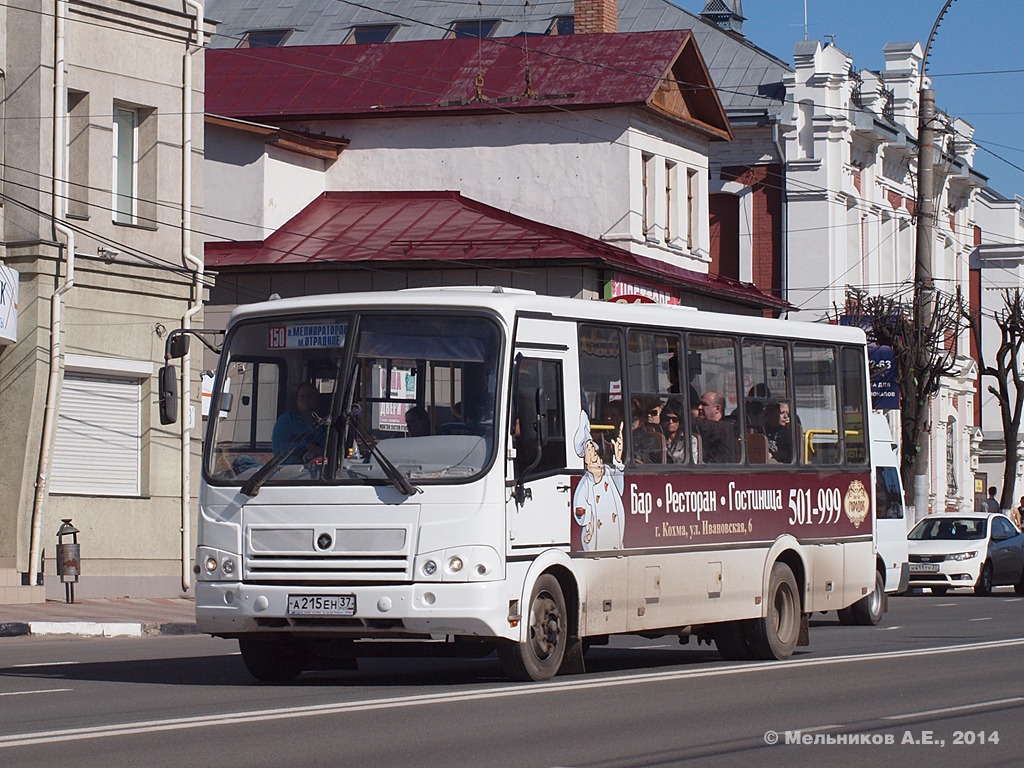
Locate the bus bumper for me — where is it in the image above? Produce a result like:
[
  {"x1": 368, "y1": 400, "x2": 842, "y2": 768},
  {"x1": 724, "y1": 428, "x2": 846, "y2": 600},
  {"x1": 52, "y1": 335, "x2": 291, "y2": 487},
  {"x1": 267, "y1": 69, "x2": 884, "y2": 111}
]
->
[{"x1": 194, "y1": 580, "x2": 515, "y2": 639}]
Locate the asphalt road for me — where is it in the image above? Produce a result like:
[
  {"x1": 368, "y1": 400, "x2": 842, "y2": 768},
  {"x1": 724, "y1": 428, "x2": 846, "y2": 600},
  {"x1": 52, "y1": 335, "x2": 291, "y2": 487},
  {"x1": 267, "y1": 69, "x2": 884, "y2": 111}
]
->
[{"x1": 1, "y1": 588, "x2": 1021, "y2": 768}]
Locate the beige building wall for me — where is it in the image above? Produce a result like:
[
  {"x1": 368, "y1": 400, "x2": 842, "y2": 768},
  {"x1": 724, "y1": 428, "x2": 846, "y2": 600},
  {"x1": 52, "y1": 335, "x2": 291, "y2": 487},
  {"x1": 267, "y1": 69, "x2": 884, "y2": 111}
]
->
[{"x1": 0, "y1": 0, "x2": 213, "y2": 600}]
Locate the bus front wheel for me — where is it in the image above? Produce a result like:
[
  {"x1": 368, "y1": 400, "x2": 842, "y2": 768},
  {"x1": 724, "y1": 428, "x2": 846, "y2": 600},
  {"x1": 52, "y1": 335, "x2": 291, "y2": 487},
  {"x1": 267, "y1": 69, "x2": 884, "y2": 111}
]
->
[
  {"x1": 238, "y1": 636, "x2": 308, "y2": 683},
  {"x1": 498, "y1": 574, "x2": 567, "y2": 682},
  {"x1": 747, "y1": 562, "x2": 801, "y2": 660}
]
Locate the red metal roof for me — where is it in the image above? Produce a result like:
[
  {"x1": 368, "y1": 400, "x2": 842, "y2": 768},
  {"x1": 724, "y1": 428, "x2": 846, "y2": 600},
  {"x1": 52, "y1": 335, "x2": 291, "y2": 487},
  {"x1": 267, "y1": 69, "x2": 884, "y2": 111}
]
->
[
  {"x1": 206, "y1": 191, "x2": 788, "y2": 311},
  {"x1": 205, "y1": 31, "x2": 730, "y2": 138}
]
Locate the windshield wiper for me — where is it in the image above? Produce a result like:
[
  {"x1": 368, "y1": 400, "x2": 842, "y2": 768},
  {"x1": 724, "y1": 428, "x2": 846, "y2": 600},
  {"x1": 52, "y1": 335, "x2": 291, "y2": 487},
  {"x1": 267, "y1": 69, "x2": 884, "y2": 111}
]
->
[
  {"x1": 347, "y1": 408, "x2": 421, "y2": 497},
  {"x1": 240, "y1": 416, "x2": 326, "y2": 498}
]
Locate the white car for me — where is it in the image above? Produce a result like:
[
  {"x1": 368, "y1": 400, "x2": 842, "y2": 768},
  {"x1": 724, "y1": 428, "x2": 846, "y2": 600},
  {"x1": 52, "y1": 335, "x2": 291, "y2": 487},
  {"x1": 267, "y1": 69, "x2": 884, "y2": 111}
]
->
[{"x1": 907, "y1": 513, "x2": 1024, "y2": 596}]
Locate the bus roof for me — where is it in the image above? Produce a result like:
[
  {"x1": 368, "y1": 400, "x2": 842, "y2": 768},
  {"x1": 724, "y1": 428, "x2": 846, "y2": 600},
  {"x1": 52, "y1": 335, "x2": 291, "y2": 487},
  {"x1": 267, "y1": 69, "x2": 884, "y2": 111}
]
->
[{"x1": 223, "y1": 287, "x2": 866, "y2": 345}]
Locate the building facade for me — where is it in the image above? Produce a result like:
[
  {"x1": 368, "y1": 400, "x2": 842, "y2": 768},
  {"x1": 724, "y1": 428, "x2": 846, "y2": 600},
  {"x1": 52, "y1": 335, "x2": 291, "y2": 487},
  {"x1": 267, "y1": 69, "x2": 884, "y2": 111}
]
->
[{"x1": 0, "y1": 0, "x2": 212, "y2": 601}]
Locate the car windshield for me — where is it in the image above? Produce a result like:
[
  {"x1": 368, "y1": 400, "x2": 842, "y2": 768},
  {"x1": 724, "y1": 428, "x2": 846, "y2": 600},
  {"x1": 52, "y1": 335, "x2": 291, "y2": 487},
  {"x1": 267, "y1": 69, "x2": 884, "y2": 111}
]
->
[
  {"x1": 205, "y1": 311, "x2": 502, "y2": 488},
  {"x1": 908, "y1": 517, "x2": 987, "y2": 541}
]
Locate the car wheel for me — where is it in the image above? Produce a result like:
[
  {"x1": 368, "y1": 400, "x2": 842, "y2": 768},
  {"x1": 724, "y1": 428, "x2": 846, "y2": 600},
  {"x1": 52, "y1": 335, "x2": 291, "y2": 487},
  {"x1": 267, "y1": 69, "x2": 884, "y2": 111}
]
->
[
  {"x1": 1015, "y1": 568, "x2": 1024, "y2": 596},
  {"x1": 974, "y1": 561, "x2": 994, "y2": 596}
]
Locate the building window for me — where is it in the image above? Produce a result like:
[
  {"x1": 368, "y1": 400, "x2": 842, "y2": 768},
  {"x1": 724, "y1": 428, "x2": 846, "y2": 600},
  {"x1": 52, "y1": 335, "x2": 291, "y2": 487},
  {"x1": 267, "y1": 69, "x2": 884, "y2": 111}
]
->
[
  {"x1": 112, "y1": 104, "x2": 156, "y2": 227},
  {"x1": 50, "y1": 369, "x2": 147, "y2": 496},
  {"x1": 549, "y1": 16, "x2": 574, "y2": 35},
  {"x1": 448, "y1": 19, "x2": 498, "y2": 38},
  {"x1": 346, "y1": 24, "x2": 398, "y2": 44},
  {"x1": 112, "y1": 106, "x2": 138, "y2": 224},
  {"x1": 66, "y1": 90, "x2": 90, "y2": 219},
  {"x1": 642, "y1": 152, "x2": 656, "y2": 240},
  {"x1": 240, "y1": 29, "x2": 292, "y2": 48},
  {"x1": 665, "y1": 161, "x2": 676, "y2": 243},
  {"x1": 686, "y1": 168, "x2": 699, "y2": 250},
  {"x1": 946, "y1": 416, "x2": 959, "y2": 495}
]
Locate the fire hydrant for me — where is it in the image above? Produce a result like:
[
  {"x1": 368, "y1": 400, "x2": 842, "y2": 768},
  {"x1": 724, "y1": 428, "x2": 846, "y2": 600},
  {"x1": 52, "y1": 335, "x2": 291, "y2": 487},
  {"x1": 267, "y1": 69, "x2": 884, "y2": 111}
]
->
[{"x1": 56, "y1": 519, "x2": 81, "y2": 603}]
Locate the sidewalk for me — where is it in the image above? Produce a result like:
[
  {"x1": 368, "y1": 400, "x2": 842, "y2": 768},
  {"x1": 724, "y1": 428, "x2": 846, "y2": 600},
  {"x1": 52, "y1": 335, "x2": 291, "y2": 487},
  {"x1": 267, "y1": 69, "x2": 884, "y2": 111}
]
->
[{"x1": 0, "y1": 597, "x2": 198, "y2": 638}]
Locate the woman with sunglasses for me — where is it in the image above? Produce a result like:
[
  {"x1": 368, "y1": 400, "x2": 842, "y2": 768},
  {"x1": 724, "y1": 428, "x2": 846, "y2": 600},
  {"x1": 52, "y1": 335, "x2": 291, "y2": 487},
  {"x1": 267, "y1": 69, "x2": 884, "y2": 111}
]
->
[{"x1": 661, "y1": 399, "x2": 687, "y2": 464}]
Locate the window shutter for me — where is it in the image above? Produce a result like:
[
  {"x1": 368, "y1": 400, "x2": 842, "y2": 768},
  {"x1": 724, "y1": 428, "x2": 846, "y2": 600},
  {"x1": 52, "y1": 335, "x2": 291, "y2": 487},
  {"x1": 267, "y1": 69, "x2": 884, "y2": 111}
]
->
[{"x1": 50, "y1": 373, "x2": 142, "y2": 496}]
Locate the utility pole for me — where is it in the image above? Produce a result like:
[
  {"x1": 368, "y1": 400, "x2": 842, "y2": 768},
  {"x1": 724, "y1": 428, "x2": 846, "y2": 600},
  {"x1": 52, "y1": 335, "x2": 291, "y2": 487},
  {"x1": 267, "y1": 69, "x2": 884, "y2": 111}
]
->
[{"x1": 908, "y1": 0, "x2": 957, "y2": 523}]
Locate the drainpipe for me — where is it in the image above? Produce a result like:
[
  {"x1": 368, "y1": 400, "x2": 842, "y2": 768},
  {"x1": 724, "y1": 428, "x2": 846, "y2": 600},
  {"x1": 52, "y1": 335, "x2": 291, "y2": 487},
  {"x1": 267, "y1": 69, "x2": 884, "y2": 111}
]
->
[
  {"x1": 29, "y1": 0, "x2": 75, "y2": 583},
  {"x1": 771, "y1": 118, "x2": 789, "y2": 311},
  {"x1": 179, "y1": 0, "x2": 204, "y2": 592}
]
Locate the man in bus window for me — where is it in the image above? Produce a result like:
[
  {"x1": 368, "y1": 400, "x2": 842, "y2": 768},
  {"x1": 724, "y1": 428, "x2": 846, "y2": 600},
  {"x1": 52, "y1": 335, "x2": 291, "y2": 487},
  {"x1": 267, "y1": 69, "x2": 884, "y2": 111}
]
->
[
  {"x1": 272, "y1": 382, "x2": 326, "y2": 463},
  {"x1": 693, "y1": 390, "x2": 736, "y2": 463}
]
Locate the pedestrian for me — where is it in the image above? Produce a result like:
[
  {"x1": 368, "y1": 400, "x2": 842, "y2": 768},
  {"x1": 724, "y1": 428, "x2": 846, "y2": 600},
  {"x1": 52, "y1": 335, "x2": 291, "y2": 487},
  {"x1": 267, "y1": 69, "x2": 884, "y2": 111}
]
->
[
  {"x1": 981, "y1": 486, "x2": 1000, "y2": 514},
  {"x1": 1011, "y1": 497, "x2": 1024, "y2": 531}
]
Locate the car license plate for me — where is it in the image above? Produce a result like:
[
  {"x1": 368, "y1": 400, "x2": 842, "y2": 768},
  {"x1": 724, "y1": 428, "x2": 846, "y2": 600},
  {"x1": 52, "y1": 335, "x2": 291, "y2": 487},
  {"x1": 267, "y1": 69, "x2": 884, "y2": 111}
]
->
[
  {"x1": 287, "y1": 595, "x2": 356, "y2": 616},
  {"x1": 909, "y1": 563, "x2": 940, "y2": 573}
]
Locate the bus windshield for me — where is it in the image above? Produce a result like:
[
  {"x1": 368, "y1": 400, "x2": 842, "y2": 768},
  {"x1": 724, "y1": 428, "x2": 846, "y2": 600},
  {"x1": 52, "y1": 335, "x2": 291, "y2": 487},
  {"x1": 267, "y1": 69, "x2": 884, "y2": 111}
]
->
[{"x1": 205, "y1": 312, "x2": 502, "y2": 488}]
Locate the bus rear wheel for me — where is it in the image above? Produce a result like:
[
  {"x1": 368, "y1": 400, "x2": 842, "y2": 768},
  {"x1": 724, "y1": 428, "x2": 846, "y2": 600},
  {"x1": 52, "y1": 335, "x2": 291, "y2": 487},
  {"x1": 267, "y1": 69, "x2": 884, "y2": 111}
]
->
[
  {"x1": 747, "y1": 562, "x2": 801, "y2": 660},
  {"x1": 714, "y1": 620, "x2": 756, "y2": 661},
  {"x1": 838, "y1": 569, "x2": 885, "y2": 625},
  {"x1": 498, "y1": 574, "x2": 567, "y2": 682},
  {"x1": 238, "y1": 636, "x2": 308, "y2": 683}
]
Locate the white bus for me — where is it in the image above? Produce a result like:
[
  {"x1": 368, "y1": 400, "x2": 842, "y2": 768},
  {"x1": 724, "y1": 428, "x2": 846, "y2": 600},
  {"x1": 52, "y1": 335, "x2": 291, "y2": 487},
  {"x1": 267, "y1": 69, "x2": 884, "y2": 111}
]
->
[{"x1": 169, "y1": 287, "x2": 876, "y2": 682}]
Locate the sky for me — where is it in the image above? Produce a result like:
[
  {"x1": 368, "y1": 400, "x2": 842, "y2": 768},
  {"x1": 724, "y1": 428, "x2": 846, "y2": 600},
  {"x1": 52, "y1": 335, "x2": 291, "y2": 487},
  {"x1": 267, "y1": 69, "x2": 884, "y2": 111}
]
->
[{"x1": 712, "y1": 0, "x2": 1024, "y2": 199}]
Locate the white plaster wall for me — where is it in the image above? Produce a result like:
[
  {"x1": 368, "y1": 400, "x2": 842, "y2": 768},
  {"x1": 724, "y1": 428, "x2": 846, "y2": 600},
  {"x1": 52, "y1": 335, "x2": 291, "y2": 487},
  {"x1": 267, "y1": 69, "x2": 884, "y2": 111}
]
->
[
  {"x1": 204, "y1": 125, "x2": 327, "y2": 242},
  {"x1": 270, "y1": 108, "x2": 715, "y2": 270}
]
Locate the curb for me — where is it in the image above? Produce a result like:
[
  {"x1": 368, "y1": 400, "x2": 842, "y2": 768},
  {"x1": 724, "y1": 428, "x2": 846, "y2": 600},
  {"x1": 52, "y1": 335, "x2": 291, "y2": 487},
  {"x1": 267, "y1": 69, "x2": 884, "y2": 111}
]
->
[{"x1": 0, "y1": 621, "x2": 199, "y2": 638}]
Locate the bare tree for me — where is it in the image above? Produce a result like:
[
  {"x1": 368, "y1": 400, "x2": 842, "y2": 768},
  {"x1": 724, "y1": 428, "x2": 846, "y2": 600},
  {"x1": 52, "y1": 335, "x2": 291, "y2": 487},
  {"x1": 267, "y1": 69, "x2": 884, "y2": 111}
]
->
[
  {"x1": 961, "y1": 287, "x2": 1024, "y2": 512},
  {"x1": 839, "y1": 286, "x2": 966, "y2": 512}
]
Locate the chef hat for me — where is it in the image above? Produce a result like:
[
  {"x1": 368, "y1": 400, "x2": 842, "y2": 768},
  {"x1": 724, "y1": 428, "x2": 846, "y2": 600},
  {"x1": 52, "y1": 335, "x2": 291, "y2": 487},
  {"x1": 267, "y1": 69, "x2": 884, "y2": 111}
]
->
[{"x1": 573, "y1": 411, "x2": 593, "y2": 458}]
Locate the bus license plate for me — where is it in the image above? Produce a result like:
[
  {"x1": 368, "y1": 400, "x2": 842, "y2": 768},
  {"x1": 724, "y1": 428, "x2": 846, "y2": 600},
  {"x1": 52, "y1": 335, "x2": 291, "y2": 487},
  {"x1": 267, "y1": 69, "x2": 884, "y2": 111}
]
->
[
  {"x1": 287, "y1": 595, "x2": 356, "y2": 616},
  {"x1": 909, "y1": 563, "x2": 940, "y2": 574}
]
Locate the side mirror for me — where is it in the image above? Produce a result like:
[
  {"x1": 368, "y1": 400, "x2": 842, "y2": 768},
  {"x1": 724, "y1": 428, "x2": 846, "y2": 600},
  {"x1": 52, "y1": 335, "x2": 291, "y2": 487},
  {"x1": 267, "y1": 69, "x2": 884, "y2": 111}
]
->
[
  {"x1": 158, "y1": 365, "x2": 179, "y2": 425},
  {"x1": 166, "y1": 333, "x2": 190, "y2": 360},
  {"x1": 219, "y1": 391, "x2": 234, "y2": 413}
]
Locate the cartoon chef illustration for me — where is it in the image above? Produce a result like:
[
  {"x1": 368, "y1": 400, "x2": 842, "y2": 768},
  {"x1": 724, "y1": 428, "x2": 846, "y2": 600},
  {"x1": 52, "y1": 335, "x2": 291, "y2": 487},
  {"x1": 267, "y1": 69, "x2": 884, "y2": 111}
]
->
[{"x1": 572, "y1": 411, "x2": 626, "y2": 551}]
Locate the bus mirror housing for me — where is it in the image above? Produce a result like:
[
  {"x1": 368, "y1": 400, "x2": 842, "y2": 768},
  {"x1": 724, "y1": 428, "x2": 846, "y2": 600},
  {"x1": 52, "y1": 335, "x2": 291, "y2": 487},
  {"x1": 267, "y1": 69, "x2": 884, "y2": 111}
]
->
[
  {"x1": 166, "y1": 333, "x2": 190, "y2": 359},
  {"x1": 158, "y1": 365, "x2": 179, "y2": 425}
]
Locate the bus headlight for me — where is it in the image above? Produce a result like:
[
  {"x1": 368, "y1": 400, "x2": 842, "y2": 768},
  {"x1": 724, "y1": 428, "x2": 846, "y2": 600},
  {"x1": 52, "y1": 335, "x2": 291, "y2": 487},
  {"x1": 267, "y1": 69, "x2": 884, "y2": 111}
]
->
[
  {"x1": 415, "y1": 547, "x2": 500, "y2": 583},
  {"x1": 198, "y1": 547, "x2": 238, "y2": 580}
]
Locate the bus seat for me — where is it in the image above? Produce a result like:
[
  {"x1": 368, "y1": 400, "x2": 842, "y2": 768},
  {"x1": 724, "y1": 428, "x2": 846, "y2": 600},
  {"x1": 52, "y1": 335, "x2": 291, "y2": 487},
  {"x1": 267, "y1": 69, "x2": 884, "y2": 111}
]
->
[{"x1": 747, "y1": 432, "x2": 769, "y2": 464}]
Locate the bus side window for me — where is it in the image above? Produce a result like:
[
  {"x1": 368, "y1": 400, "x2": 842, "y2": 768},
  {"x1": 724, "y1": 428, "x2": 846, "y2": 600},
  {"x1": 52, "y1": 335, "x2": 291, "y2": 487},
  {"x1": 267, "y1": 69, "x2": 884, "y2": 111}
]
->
[
  {"x1": 579, "y1": 325, "x2": 624, "y2": 465},
  {"x1": 513, "y1": 357, "x2": 566, "y2": 477},
  {"x1": 793, "y1": 344, "x2": 840, "y2": 465}
]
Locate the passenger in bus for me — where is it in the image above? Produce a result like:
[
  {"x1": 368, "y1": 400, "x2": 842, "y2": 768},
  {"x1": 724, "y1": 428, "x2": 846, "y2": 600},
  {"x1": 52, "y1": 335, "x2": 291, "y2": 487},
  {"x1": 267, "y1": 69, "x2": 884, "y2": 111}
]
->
[
  {"x1": 404, "y1": 405, "x2": 431, "y2": 437},
  {"x1": 693, "y1": 390, "x2": 737, "y2": 463},
  {"x1": 271, "y1": 382, "x2": 326, "y2": 463},
  {"x1": 630, "y1": 398, "x2": 664, "y2": 464},
  {"x1": 661, "y1": 400, "x2": 687, "y2": 463},
  {"x1": 743, "y1": 383, "x2": 771, "y2": 433},
  {"x1": 764, "y1": 401, "x2": 794, "y2": 463}
]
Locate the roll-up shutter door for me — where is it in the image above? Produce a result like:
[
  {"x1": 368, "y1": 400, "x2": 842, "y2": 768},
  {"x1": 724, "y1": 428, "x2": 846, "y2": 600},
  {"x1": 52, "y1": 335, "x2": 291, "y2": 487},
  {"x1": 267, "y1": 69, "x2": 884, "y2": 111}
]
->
[{"x1": 50, "y1": 373, "x2": 141, "y2": 496}]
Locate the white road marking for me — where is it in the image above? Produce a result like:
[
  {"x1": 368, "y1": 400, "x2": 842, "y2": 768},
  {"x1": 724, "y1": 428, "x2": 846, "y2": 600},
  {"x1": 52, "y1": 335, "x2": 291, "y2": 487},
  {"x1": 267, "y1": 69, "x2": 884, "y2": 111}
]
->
[
  {"x1": 9, "y1": 661, "x2": 81, "y2": 669},
  {"x1": 968, "y1": 617, "x2": 993, "y2": 622},
  {"x1": 1, "y1": 638, "x2": 1022, "y2": 749},
  {"x1": 884, "y1": 697, "x2": 1024, "y2": 720},
  {"x1": 0, "y1": 689, "x2": 72, "y2": 698}
]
